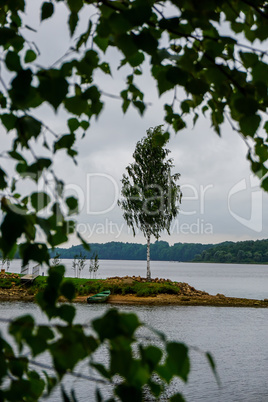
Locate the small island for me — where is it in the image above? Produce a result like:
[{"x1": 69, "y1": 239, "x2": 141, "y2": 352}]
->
[{"x1": 1, "y1": 272, "x2": 268, "y2": 308}]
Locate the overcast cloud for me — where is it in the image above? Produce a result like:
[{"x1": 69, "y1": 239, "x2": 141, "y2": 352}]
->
[{"x1": 1, "y1": 0, "x2": 268, "y2": 247}]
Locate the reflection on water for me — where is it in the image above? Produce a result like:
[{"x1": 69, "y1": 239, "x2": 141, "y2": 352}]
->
[{"x1": 0, "y1": 301, "x2": 268, "y2": 401}]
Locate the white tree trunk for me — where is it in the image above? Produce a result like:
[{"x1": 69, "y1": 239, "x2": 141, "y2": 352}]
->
[{"x1": 146, "y1": 234, "x2": 151, "y2": 281}]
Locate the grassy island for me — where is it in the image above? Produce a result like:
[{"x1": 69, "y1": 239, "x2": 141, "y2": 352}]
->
[{"x1": 1, "y1": 271, "x2": 268, "y2": 308}]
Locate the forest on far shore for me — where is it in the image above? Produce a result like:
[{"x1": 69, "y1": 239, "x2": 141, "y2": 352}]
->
[{"x1": 51, "y1": 239, "x2": 268, "y2": 264}]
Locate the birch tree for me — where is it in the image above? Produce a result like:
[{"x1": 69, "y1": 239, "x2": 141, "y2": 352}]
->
[{"x1": 119, "y1": 126, "x2": 182, "y2": 280}]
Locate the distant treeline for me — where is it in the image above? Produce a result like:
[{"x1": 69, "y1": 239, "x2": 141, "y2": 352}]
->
[
  {"x1": 50, "y1": 239, "x2": 268, "y2": 264},
  {"x1": 193, "y1": 239, "x2": 268, "y2": 264},
  {"x1": 51, "y1": 241, "x2": 212, "y2": 262}
]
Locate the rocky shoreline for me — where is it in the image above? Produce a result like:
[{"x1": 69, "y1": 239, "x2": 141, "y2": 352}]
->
[{"x1": 0, "y1": 273, "x2": 268, "y2": 307}]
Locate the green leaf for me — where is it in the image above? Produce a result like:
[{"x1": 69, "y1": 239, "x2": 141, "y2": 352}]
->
[
  {"x1": 109, "y1": 13, "x2": 132, "y2": 35},
  {"x1": 67, "y1": 0, "x2": 83, "y2": 13},
  {"x1": 64, "y1": 96, "x2": 89, "y2": 116},
  {"x1": 80, "y1": 120, "x2": 89, "y2": 130},
  {"x1": 93, "y1": 309, "x2": 140, "y2": 342},
  {"x1": 76, "y1": 50, "x2": 99, "y2": 80},
  {"x1": 239, "y1": 114, "x2": 261, "y2": 137},
  {"x1": 255, "y1": 139, "x2": 268, "y2": 163},
  {"x1": 83, "y1": 85, "x2": 103, "y2": 116},
  {"x1": 27, "y1": 371, "x2": 46, "y2": 398},
  {"x1": 234, "y1": 97, "x2": 258, "y2": 115},
  {"x1": 157, "y1": 342, "x2": 189, "y2": 384},
  {"x1": 185, "y1": 78, "x2": 209, "y2": 96},
  {"x1": 152, "y1": 65, "x2": 174, "y2": 95},
  {"x1": 38, "y1": 69, "x2": 68, "y2": 110},
  {"x1": 31, "y1": 192, "x2": 51, "y2": 212},
  {"x1": 0, "y1": 167, "x2": 8, "y2": 190},
  {"x1": 0, "y1": 92, "x2": 7, "y2": 108},
  {"x1": 140, "y1": 345, "x2": 162, "y2": 371},
  {"x1": 1, "y1": 210, "x2": 34, "y2": 256},
  {"x1": 95, "y1": 388, "x2": 103, "y2": 402},
  {"x1": 68, "y1": 12, "x2": 79, "y2": 36},
  {"x1": 261, "y1": 177, "x2": 268, "y2": 191},
  {"x1": 61, "y1": 387, "x2": 73, "y2": 402},
  {"x1": 36, "y1": 265, "x2": 65, "y2": 316},
  {"x1": 9, "y1": 357, "x2": 28, "y2": 378},
  {"x1": 54, "y1": 133, "x2": 75, "y2": 152},
  {"x1": 76, "y1": 20, "x2": 92, "y2": 50},
  {"x1": 133, "y1": 100, "x2": 145, "y2": 116},
  {"x1": 76, "y1": 232, "x2": 90, "y2": 251},
  {"x1": 67, "y1": 118, "x2": 80, "y2": 132},
  {"x1": 20, "y1": 242, "x2": 50, "y2": 266},
  {"x1": 5, "y1": 51, "x2": 21, "y2": 72},
  {"x1": 181, "y1": 100, "x2": 191, "y2": 114},
  {"x1": 10, "y1": 69, "x2": 36, "y2": 109},
  {"x1": 41, "y1": 2, "x2": 54, "y2": 21},
  {"x1": 91, "y1": 363, "x2": 110, "y2": 379},
  {"x1": 16, "y1": 115, "x2": 42, "y2": 146},
  {"x1": 57, "y1": 305, "x2": 76, "y2": 324},
  {"x1": 116, "y1": 34, "x2": 139, "y2": 57},
  {"x1": 147, "y1": 379, "x2": 163, "y2": 397},
  {"x1": 115, "y1": 384, "x2": 142, "y2": 402},
  {"x1": 252, "y1": 62, "x2": 268, "y2": 85},
  {"x1": 60, "y1": 280, "x2": 76, "y2": 301},
  {"x1": 193, "y1": 112, "x2": 199, "y2": 127},
  {"x1": 0, "y1": 27, "x2": 17, "y2": 46},
  {"x1": 206, "y1": 352, "x2": 220, "y2": 386},
  {"x1": 166, "y1": 342, "x2": 190, "y2": 382},
  {"x1": 42, "y1": 372, "x2": 57, "y2": 396},
  {"x1": 66, "y1": 196, "x2": 78, "y2": 214},
  {"x1": 122, "y1": 98, "x2": 130, "y2": 113},
  {"x1": 99, "y1": 62, "x2": 111, "y2": 75},
  {"x1": 9, "y1": 315, "x2": 35, "y2": 352},
  {"x1": 230, "y1": 21, "x2": 244, "y2": 33},
  {"x1": 36, "y1": 217, "x2": 51, "y2": 238},
  {"x1": 170, "y1": 394, "x2": 186, "y2": 402},
  {"x1": 16, "y1": 158, "x2": 51, "y2": 179},
  {"x1": 166, "y1": 66, "x2": 188, "y2": 86},
  {"x1": 240, "y1": 52, "x2": 258, "y2": 68},
  {"x1": 1, "y1": 113, "x2": 17, "y2": 131},
  {"x1": 25, "y1": 49, "x2": 37, "y2": 63},
  {"x1": 50, "y1": 327, "x2": 97, "y2": 375},
  {"x1": 173, "y1": 115, "x2": 186, "y2": 132},
  {"x1": 134, "y1": 29, "x2": 158, "y2": 55},
  {"x1": 128, "y1": 52, "x2": 145, "y2": 67},
  {"x1": 30, "y1": 325, "x2": 54, "y2": 356},
  {"x1": 94, "y1": 36, "x2": 109, "y2": 52}
]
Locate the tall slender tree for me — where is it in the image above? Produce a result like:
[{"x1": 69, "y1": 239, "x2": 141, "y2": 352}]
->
[{"x1": 118, "y1": 126, "x2": 182, "y2": 280}]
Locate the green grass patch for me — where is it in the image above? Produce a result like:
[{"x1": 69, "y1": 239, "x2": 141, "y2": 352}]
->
[
  {"x1": 68, "y1": 278, "x2": 181, "y2": 297},
  {"x1": 0, "y1": 275, "x2": 21, "y2": 289},
  {"x1": 134, "y1": 283, "x2": 180, "y2": 297},
  {"x1": 22, "y1": 276, "x2": 181, "y2": 298}
]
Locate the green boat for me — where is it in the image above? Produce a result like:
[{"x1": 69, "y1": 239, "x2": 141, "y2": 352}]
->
[{"x1": 87, "y1": 290, "x2": 111, "y2": 303}]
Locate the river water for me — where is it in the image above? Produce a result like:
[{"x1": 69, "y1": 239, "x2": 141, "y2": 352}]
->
[{"x1": 1, "y1": 260, "x2": 268, "y2": 401}]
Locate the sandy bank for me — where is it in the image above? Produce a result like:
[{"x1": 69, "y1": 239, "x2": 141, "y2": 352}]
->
[
  {"x1": 1, "y1": 273, "x2": 268, "y2": 307},
  {"x1": 0, "y1": 288, "x2": 268, "y2": 307},
  {"x1": 74, "y1": 293, "x2": 268, "y2": 307}
]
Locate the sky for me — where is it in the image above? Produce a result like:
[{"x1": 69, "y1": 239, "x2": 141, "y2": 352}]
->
[{"x1": 2, "y1": 0, "x2": 268, "y2": 247}]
